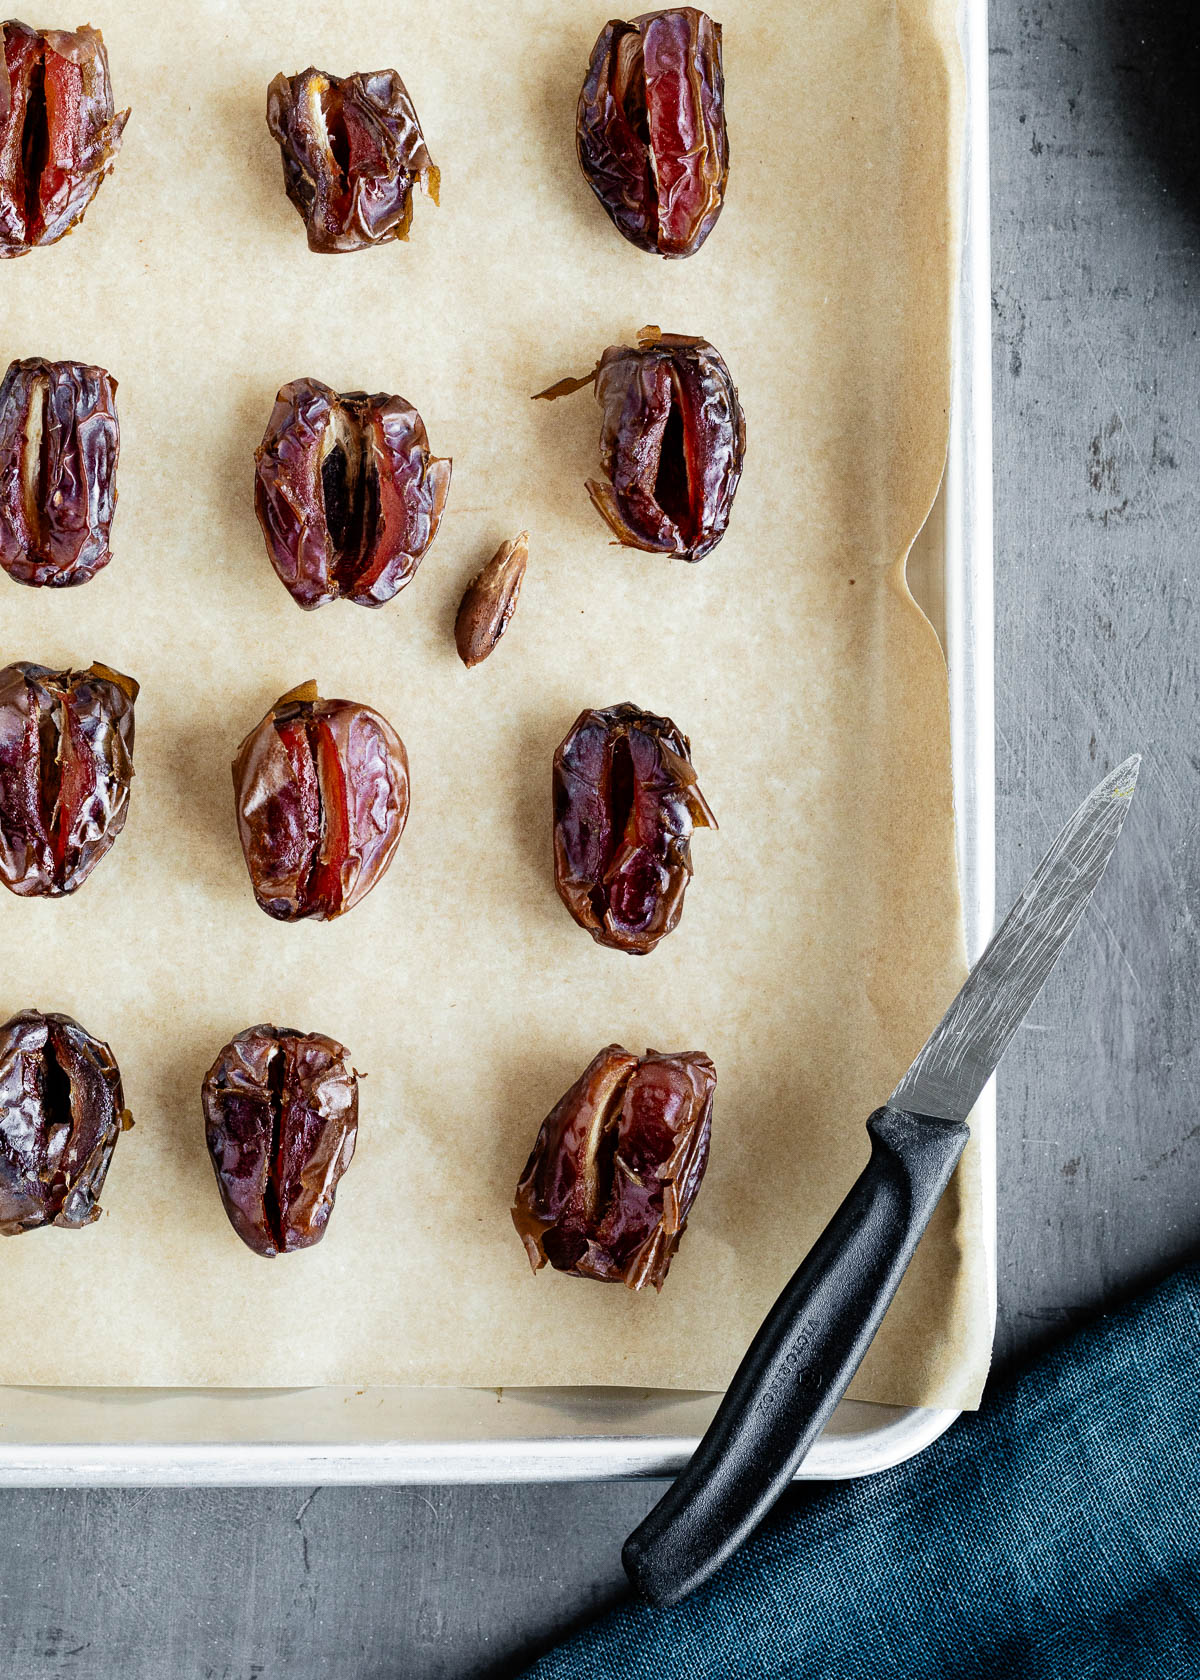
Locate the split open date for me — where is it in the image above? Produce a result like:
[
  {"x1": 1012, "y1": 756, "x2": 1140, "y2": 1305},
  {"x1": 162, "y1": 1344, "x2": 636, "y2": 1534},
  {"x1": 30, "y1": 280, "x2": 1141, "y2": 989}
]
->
[
  {"x1": 267, "y1": 65, "x2": 437, "y2": 253},
  {"x1": 232, "y1": 681, "x2": 409, "y2": 922},
  {"x1": 254, "y1": 378, "x2": 450, "y2": 609},
  {"x1": 536, "y1": 327, "x2": 744, "y2": 561},
  {"x1": 0, "y1": 660, "x2": 138, "y2": 897},
  {"x1": 577, "y1": 7, "x2": 728, "y2": 259},
  {"x1": 0, "y1": 20, "x2": 128, "y2": 258},
  {"x1": 513, "y1": 1043, "x2": 716, "y2": 1290},
  {"x1": 0, "y1": 1008, "x2": 132, "y2": 1235},
  {"x1": 553, "y1": 702, "x2": 715, "y2": 954},
  {"x1": 0, "y1": 356, "x2": 120, "y2": 587},
  {"x1": 202, "y1": 1024, "x2": 359, "y2": 1258}
]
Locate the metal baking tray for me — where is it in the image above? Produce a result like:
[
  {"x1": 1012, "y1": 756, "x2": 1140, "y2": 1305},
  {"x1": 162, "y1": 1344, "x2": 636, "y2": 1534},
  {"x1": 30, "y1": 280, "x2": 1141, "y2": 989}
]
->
[{"x1": 0, "y1": 0, "x2": 993, "y2": 1487}]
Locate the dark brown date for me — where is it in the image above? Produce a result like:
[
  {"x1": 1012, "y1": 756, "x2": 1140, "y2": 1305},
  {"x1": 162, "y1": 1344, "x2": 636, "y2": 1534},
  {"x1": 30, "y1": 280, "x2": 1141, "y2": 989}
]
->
[
  {"x1": 553, "y1": 702, "x2": 714, "y2": 954},
  {"x1": 0, "y1": 660, "x2": 137, "y2": 897},
  {"x1": 0, "y1": 21, "x2": 129, "y2": 258},
  {"x1": 254, "y1": 378, "x2": 451, "y2": 610},
  {"x1": 266, "y1": 65, "x2": 438, "y2": 253},
  {"x1": 0, "y1": 1008, "x2": 132, "y2": 1235},
  {"x1": 577, "y1": 8, "x2": 727, "y2": 258},
  {"x1": 535, "y1": 327, "x2": 745, "y2": 561},
  {"x1": 0, "y1": 356, "x2": 120, "y2": 587},
  {"x1": 202, "y1": 1023, "x2": 359, "y2": 1259},
  {"x1": 233, "y1": 681, "x2": 409, "y2": 922},
  {"x1": 512, "y1": 1043, "x2": 715, "y2": 1290}
]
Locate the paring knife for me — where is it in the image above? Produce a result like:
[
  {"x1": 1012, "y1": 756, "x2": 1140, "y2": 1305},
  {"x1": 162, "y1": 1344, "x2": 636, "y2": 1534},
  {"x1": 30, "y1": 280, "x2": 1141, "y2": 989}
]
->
[{"x1": 623, "y1": 755, "x2": 1141, "y2": 1608}]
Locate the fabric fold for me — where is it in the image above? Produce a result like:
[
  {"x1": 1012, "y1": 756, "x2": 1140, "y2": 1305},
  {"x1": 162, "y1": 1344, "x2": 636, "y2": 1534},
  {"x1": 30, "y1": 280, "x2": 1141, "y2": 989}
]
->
[{"x1": 522, "y1": 1261, "x2": 1200, "y2": 1680}]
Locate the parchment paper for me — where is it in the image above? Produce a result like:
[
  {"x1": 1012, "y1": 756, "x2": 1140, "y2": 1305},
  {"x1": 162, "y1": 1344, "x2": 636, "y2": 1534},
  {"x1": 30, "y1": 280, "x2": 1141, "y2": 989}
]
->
[{"x1": 0, "y1": 0, "x2": 991, "y2": 1408}]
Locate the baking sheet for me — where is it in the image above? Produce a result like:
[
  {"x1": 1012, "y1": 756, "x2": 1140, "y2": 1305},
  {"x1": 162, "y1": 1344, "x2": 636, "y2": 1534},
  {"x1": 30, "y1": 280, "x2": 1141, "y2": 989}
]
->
[{"x1": 0, "y1": 0, "x2": 990, "y2": 1408}]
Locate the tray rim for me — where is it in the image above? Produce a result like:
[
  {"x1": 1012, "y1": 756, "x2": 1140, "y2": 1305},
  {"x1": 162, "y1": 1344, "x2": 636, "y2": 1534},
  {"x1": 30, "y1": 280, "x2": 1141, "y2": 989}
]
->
[{"x1": 0, "y1": 0, "x2": 994, "y2": 1488}]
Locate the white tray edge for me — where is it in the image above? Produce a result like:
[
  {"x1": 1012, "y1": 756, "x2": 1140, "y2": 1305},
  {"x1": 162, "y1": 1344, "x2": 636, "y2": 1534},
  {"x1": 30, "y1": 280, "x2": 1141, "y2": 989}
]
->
[{"x1": 0, "y1": 0, "x2": 994, "y2": 1488}]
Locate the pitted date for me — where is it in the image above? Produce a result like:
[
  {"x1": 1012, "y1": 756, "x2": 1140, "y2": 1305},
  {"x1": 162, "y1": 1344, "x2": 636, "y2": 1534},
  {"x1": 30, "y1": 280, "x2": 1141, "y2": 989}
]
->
[
  {"x1": 512, "y1": 1043, "x2": 716, "y2": 1290},
  {"x1": 254, "y1": 378, "x2": 451, "y2": 610},
  {"x1": 553, "y1": 702, "x2": 714, "y2": 954},
  {"x1": 577, "y1": 8, "x2": 727, "y2": 258},
  {"x1": 233, "y1": 681, "x2": 409, "y2": 922},
  {"x1": 0, "y1": 20, "x2": 129, "y2": 258},
  {"x1": 0, "y1": 1008, "x2": 132, "y2": 1235},
  {"x1": 266, "y1": 65, "x2": 438, "y2": 253},
  {"x1": 535, "y1": 327, "x2": 744, "y2": 561},
  {"x1": 0, "y1": 660, "x2": 137, "y2": 897},
  {"x1": 202, "y1": 1023, "x2": 359, "y2": 1258},
  {"x1": 0, "y1": 357, "x2": 120, "y2": 587}
]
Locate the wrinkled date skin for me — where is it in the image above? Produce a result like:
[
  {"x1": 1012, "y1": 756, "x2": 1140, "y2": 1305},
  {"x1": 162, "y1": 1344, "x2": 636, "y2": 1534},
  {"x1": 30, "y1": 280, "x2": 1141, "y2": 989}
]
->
[
  {"x1": 577, "y1": 8, "x2": 727, "y2": 258},
  {"x1": 553, "y1": 702, "x2": 715, "y2": 954},
  {"x1": 254, "y1": 378, "x2": 451, "y2": 610},
  {"x1": 0, "y1": 20, "x2": 128, "y2": 257},
  {"x1": 0, "y1": 356, "x2": 119, "y2": 587},
  {"x1": 513, "y1": 1044, "x2": 716, "y2": 1290},
  {"x1": 535, "y1": 327, "x2": 745, "y2": 561},
  {"x1": 0, "y1": 1008, "x2": 132, "y2": 1235},
  {"x1": 266, "y1": 65, "x2": 438, "y2": 253},
  {"x1": 0, "y1": 660, "x2": 137, "y2": 897},
  {"x1": 233, "y1": 681, "x2": 410, "y2": 922},
  {"x1": 202, "y1": 1024, "x2": 359, "y2": 1258}
]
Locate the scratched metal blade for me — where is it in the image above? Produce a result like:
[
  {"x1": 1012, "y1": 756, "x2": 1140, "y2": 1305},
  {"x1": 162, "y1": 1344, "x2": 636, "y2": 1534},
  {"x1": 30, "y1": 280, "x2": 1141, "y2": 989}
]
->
[{"x1": 890, "y1": 755, "x2": 1141, "y2": 1121}]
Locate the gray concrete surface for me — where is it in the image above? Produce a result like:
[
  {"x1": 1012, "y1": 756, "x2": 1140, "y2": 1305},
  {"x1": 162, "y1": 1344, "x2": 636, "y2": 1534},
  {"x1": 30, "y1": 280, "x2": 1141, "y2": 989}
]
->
[{"x1": 2, "y1": 2, "x2": 1198, "y2": 1674}]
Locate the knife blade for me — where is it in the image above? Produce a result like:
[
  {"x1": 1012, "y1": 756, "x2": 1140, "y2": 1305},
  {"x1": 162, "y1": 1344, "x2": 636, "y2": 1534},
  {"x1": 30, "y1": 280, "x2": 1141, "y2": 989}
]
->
[
  {"x1": 622, "y1": 755, "x2": 1140, "y2": 1608},
  {"x1": 892, "y1": 755, "x2": 1140, "y2": 1121}
]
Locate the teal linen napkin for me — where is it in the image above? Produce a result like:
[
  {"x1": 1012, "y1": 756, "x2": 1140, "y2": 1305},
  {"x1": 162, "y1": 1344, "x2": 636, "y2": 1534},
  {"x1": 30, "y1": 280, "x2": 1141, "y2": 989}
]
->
[{"x1": 521, "y1": 1261, "x2": 1200, "y2": 1679}]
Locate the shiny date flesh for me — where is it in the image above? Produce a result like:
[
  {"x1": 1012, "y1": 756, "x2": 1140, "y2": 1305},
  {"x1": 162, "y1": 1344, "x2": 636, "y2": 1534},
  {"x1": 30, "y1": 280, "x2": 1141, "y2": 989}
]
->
[
  {"x1": 577, "y1": 8, "x2": 728, "y2": 258},
  {"x1": 254, "y1": 378, "x2": 451, "y2": 610},
  {"x1": 0, "y1": 660, "x2": 138, "y2": 897},
  {"x1": 267, "y1": 65, "x2": 438, "y2": 253},
  {"x1": 0, "y1": 20, "x2": 129, "y2": 257},
  {"x1": 232, "y1": 681, "x2": 410, "y2": 922},
  {"x1": 512, "y1": 1044, "x2": 716, "y2": 1291},
  {"x1": 0, "y1": 1008, "x2": 132, "y2": 1235},
  {"x1": 202, "y1": 1024, "x2": 359, "y2": 1258},
  {"x1": 535, "y1": 327, "x2": 745, "y2": 562},
  {"x1": 0, "y1": 357, "x2": 120, "y2": 587},
  {"x1": 553, "y1": 702, "x2": 715, "y2": 955}
]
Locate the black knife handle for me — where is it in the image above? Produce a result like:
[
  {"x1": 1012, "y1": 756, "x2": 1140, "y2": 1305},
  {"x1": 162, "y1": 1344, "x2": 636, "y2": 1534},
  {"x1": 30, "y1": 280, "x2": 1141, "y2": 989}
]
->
[{"x1": 622, "y1": 1105, "x2": 970, "y2": 1607}]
